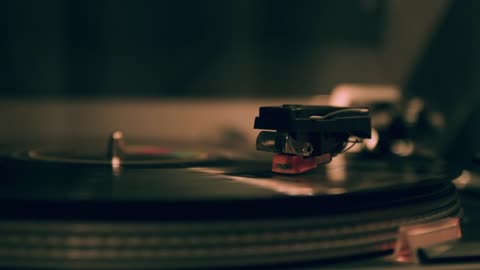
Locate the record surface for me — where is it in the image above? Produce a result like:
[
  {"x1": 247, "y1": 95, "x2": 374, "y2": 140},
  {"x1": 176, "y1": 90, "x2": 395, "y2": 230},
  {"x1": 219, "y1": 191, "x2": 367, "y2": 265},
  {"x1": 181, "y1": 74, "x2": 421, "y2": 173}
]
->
[{"x1": 0, "y1": 152, "x2": 462, "y2": 269}]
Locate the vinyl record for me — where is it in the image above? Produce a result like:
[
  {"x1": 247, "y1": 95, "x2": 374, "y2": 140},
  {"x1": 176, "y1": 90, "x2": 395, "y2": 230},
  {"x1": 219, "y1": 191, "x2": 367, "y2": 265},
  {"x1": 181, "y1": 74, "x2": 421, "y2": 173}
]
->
[{"x1": 0, "y1": 151, "x2": 462, "y2": 269}]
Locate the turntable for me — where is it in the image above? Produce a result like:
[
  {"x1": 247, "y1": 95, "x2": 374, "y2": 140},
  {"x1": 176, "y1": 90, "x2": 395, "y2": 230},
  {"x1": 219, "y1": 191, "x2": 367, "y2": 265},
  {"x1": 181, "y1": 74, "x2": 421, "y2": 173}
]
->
[
  {"x1": 0, "y1": 105, "x2": 468, "y2": 269},
  {"x1": 3, "y1": 0, "x2": 480, "y2": 268}
]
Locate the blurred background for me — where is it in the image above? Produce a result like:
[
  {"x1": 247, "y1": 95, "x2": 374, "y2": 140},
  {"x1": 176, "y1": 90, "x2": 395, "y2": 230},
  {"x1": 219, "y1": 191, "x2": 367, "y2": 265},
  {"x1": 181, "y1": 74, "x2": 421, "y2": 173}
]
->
[
  {"x1": 0, "y1": 0, "x2": 479, "y2": 166},
  {"x1": 0, "y1": 0, "x2": 455, "y2": 97}
]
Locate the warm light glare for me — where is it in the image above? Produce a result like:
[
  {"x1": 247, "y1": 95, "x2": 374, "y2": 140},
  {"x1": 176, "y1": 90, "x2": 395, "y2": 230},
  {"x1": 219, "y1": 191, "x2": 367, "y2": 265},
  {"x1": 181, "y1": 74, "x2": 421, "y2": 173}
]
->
[
  {"x1": 326, "y1": 155, "x2": 346, "y2": 182},
  {"x1": 189, "y1": 167, "x2": 314, "y2": 196},
  {"x1": 111, "y1": 157, "x2": 121, "y2": 168},
  {"x1": 330, "y1": 84, "x2": 401, "y2": 106},
  {"x1": 364, "y1": 128, "x2": 379, "y2": 151},
  {"x1": 453, "y1": 170, "x2": 471, "y2": 189},
  {"x1": 391, "y1": 140, "x2": 414, "y2": 157}
]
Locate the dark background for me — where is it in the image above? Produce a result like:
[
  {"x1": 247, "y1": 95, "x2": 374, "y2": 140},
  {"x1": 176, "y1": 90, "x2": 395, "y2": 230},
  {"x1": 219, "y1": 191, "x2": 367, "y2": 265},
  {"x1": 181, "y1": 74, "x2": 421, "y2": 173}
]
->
[{"x1": 1, "y1": 0, "x2": 387, "y2": 97}]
